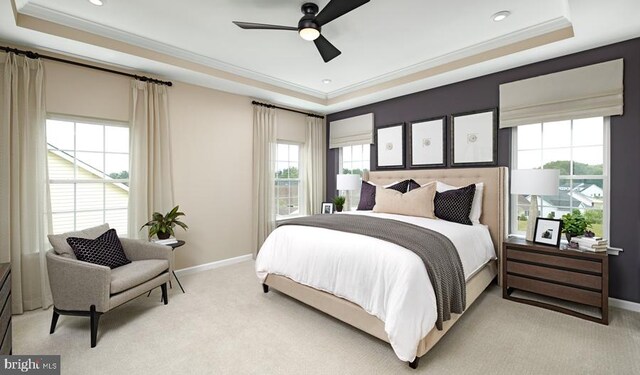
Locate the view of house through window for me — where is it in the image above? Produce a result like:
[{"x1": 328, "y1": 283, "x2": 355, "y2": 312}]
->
[
  {"x1": 275, "y1": 143, "x2": 302, "y2": 218},
  {"x1": 513, "y1": 117, "x2": 607, "y2": 237},
  {"x1": 46, "y1": 118, "x2": 130, "y2": 236},
  {"x1": 341, "y1": 144, "x2": 370, "y2": 210}
]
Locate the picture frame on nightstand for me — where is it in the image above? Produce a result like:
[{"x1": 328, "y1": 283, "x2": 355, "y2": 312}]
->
[
  {"x1": 321, "y1": 202, "x2": 334, "y2": 214},
  {"x1": 533, "y1": 218, "x2": 563, "y2": 247}
]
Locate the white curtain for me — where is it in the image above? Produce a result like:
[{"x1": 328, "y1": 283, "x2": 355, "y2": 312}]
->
[
  {"x1": 0, "y1": 52, "x2": 53, "y2": 313},
  {"x1": 252, "y1": 105, "x2": 276, "y2": 256},
  {"x1": 128, "y1": 81, "x2": 175, "y2": 239},
  {"x1": 304, "y1": 116, "x2": 326, "y2": 215}
]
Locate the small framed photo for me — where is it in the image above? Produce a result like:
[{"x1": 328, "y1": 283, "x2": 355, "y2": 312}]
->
[
  {"x1": 321, "y1": 202, "x2": 334, "y2": 214},
  {"x1": 533, "y1": 218, "x2": 563, "y2": 247},
  {"x1": 375, "y1": 123, "x2": 405, "y2": 169}
]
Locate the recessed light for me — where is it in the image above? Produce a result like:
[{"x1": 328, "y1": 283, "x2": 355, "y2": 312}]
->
[
  {"x1": 492, "y1": 11, "x2": 510, "y2": 22},
  {"x1": 322, "y1": 79, "x2": 332, "y2": 84},
  {"x1": 89, "y1": 0, "x2": 104, "y2": 6}
]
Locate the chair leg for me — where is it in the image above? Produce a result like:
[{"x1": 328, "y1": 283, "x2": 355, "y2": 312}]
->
[
  {"x1": 49, "y1": 309, "x2": 60, "y2": 334},
  {"x1": 90, "y1": 305, "x2": 100, "y2": 348},
  {"x1": 161, "y1": 283, "x2": 168, "y2": 305}
]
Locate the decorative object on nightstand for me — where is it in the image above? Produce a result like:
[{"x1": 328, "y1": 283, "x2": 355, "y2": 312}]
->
[
  {"x1": 533, "y1": 218, "x2": 563, "y2": 247},
  {"x1": 561, "y1": 209, "x2": 592, "y2": 243},
  {"x1": 336, "y1": 174, "x2": 361, "y2": 211},
  {"x1": 321, "y1": 202, "x2": 334, "y2": 214},
  {"x1": 511, "y1": 169, "x2": 560, "y2": 241},
  {"x1": 332, "y1": 196, "x2": 346, "y2": 212},
  {"x1": 503, "y1": 237, "x2": 609, "y2": 325},
  {"x1": 140, "y1": 205, "x2": 188, "y2": 240}
]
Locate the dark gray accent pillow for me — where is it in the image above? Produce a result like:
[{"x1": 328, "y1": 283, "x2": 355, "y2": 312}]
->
[
  {"x1": 407, "y1": 179, "x2": 421, "y2": 192},
  {"x1": 434, "y1": 184, "x2": 476, "y2": 225},
  {"x1": 357, "y1": 180, "x2": 416, "y2": 210},
  {"x1": 357, "y1": 180, "x2": 377, "y2": 210},
  {"x1": 67, "y1": 229, "x2": 131, "y2": 269}
]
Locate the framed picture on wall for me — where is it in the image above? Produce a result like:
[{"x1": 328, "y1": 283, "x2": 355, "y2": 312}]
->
[
  {"x1": 375, "y1": 123, "x2": 405, "y2": 169},
  {"x1": 450, "y1": 108, "x2": 497, "y2": 167},
  {"x1": 408, "y1": 116, "x2": 446, "y2": 168}
]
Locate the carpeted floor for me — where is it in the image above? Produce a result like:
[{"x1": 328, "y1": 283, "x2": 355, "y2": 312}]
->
[{"x1": 14, "y1": 260, "x2": 640, "y2": 374}]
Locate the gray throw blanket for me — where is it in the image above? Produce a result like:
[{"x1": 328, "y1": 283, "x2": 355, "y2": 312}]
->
[{"x1": 278, "y1": 214, "x2": 466, "y2": 330}]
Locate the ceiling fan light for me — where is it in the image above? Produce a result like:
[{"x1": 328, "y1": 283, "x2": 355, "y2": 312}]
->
[{"x1": 299, "y1": 28, "x2": 320, "y2": 41}]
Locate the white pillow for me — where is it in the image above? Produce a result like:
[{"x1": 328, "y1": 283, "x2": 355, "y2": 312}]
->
[{"x1": 436, "y1": 181, "x2": 484, "y2": 225}]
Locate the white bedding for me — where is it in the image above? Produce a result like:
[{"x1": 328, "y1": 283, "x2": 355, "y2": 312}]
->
[{"x1": 255, "y1": 211, "x2": 496, "y2": 362}]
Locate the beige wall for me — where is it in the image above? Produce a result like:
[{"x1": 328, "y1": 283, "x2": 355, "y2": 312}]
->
[{"x1": 43, "y1": 59, "x2": 258, "y2": 269}]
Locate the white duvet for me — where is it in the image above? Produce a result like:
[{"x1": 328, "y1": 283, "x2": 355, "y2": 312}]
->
[{"x1": 255, "y1": 211, "x2": 496, "y2": 362}]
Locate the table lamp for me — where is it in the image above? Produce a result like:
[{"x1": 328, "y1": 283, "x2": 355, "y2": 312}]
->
[
  {"x1": 336, "y1": 174, "x2": 361, "y2": 211},
  {"x1": 511, "y1": 169, "x2": 560, "y2": 241}
]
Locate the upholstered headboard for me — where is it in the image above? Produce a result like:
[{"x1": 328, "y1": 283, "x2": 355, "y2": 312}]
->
[{"x1": 364, "y1": 167, "x2": 508, "y2": 261}]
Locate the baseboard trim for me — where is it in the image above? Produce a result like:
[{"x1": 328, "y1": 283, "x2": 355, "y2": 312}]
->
[
  {"x1": 174, "y1": 254, "x2": 252, "y2": 277},
  {"x1": 609, "y1": 297, "x2": 640, "y2": 313}
]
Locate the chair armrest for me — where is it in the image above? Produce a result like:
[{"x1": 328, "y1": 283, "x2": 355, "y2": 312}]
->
[
  {"x1": 45, "y1": 251, "x2": 111, "y2": 312},
  {"x1": 120, "y1": 238, "x2": 173, "y2": 270}
]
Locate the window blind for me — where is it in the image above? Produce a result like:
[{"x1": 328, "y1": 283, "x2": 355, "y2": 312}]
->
[
  {"x1": 499, "y1": 59, "x2": 623, "y2": 128},
  {"x1": 329, "y1": 113, "x2": 374, "y2": 149}
]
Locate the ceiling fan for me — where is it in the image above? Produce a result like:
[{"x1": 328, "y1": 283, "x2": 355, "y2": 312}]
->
[{"x1": 233, "y1": 0, "x2": 370, "y2": 63}]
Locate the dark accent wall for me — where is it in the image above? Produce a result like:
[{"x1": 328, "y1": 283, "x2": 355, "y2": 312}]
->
[{"x1": 326, "y1": 37, "x2": 640, "y2": 303}]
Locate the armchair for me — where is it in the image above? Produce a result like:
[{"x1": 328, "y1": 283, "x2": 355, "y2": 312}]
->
[{"x1": 46, "y1": 224, "x2": 171, "y2": 347}]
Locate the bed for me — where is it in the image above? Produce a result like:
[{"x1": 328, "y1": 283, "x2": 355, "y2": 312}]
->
[{"x1": 256, "y1": 167, "x2": 508, "y2": 368}]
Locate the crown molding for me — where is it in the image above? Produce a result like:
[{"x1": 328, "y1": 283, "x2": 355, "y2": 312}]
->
[
  {"x1": 18, "y1": 2, "x2": 328, "y2": 100},
  {"x1": 326, "y1": 16, "x2": 573, "y2": 99}
]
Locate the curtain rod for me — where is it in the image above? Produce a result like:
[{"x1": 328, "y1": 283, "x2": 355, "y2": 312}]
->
[
  {"x1": 1, "y1": 45, "x2": 173, "y2": 87},
  {"x1": 252, "y1": 100, "x2": 324, "y2": 119}
]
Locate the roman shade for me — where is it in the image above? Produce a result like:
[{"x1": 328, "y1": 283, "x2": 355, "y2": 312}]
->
[
  {"x1": 499, "y1": 59, "x2": 624, "y2": 128},
  {"x1": 329, "y1": 113, "x2": 374, "y2": 149}
]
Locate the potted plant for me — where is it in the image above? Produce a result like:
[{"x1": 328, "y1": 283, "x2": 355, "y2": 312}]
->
[
  {"x1": 140, "y1": 205, "x2": 188, "y2": 240},
  {"x1": 561, "y1": 209, "x2": 591, "y2": 242},
  {"x1": 333, "y1": 196, "x2": 346, "y2": 212}
]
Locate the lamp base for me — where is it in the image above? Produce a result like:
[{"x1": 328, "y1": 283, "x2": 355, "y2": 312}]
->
[{"x1": 526, "y1": 195, "x2": 538, "y2": 242}]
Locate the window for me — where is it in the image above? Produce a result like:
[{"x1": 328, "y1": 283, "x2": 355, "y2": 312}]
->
[
  {"x1": 275, "y1": 143, "x2": 302, "y2": 219},
  {"x1": 340, "y1": 144, "x2": 370, "y2": 210},
  {"x1": 46, "y1": 118, "x2": 130, "y2": 236},
  {"x1": 512, "y1": 117, "x2": 609, "y2": 237}
]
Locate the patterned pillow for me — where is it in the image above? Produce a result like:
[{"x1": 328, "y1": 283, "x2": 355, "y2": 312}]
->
[
  {"x1": 356, "y1": 180, "x2": 416, "y2": 210},
  {"x1": 66, "y1": 229, "x2": 131, "y2": 269},
  {"x1": 434, "y1": 184, "x2": 476, "y2": 225}
]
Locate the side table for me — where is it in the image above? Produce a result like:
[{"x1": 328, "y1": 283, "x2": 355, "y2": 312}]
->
[
  {"x1": 168, "y1": 240, "x2": 186, "y2": 293},
  {"x1": 147, "y1": 240, "x2": 186, "y2": 298}
]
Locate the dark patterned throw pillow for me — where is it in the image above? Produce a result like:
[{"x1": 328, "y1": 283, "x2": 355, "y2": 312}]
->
[
  {"x1": 66, "y1": 229, "x2": 131, "y2": 269},
  {"x1": 434, "y1": 184, "x2": 476, "y2": 225},
  {"x1": 357, "y1": 179, "x2": 418, "y2": 210}
]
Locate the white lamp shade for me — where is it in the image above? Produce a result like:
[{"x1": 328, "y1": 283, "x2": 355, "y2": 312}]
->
[
  {"x1": 336, "y1": 174, "x2": 361, "y2": 191},
  {"x1": 511, "y1": 169, "x2": 560, "y2": 196}
]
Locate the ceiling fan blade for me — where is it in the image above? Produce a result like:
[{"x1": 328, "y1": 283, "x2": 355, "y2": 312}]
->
[
  {"x1": 315, "y1": 0, "x2": 370, "y2": 26},
  {"x1": 232, "y1": 21, "x2": 297, "y2": 31},
  {"x1": 314, "y1": 35, "x2": 341, "y2": 63}
]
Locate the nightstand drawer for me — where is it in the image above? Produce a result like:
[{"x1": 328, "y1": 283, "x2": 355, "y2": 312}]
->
[
  {"x1": 507, "y1": 248, "x2": 602, "y2": 274},
  {"x1": 507, "y1": 261, "x2": 602, "y2": 290},
  {"x1": 507, "y1": 275, "x2": 602, "y2": 307}
]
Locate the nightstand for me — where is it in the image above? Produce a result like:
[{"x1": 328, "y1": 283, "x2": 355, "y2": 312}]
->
[{"x1": 502, "y1": 237, "x2": 609, "y2": 325}]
